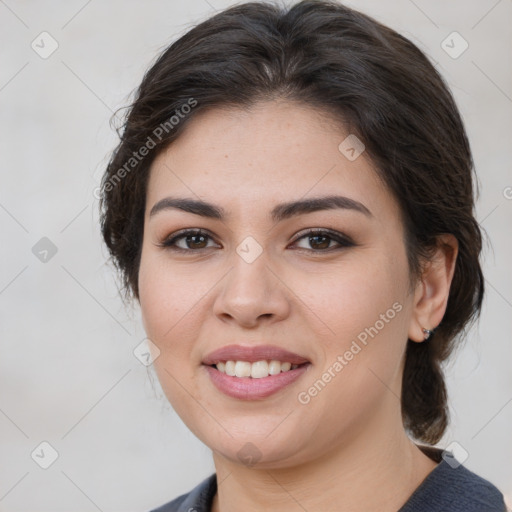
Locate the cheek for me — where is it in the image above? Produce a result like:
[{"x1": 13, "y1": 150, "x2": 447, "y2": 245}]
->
[
  {"x1": 138, "y1": 251, "x2": 194, "y2": 351},
  {"x1": 297, "y1": 250, "x2": 409, "y2": 399},
  {"x1": 138, "y1": 253, "x2": 200, "y2": 410},
  {"x1": 297, "y1": 250, "x2": 408, "y2": 344},
  {"x1": 138, "y1": 249, "x2": 223, "y2": 374},
  {"x1": 139, "y1": 245, "x2": 197, "y2": 324}
]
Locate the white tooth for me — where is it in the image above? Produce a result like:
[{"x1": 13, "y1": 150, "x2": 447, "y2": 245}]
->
[
  {"x1": 225, "y1": 360, "x2": 236, "y2": 376},
  {"x1": 291, "y1": 364, "x2": 299, "y2": 370},
  {"x1": 235, "y1": 361, "x2": 252, "y2": 378},
  {"x1": 268, "y1": 360, "x2": 282, "y2": 375},
  {"x1": 216, "y1": 361, "x2": 226, "y2": 373},
  {"x1": 251, "y1": 360, "x2": 269, "y2": 379},
  {"x1": 280, "y1": 362, "x2": 292, "y2": 372}
]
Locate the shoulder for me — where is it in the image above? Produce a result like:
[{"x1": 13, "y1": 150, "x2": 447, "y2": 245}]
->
[
  {"x1": 149, "y1": 473, "x2": 217, "y2": 512},
  {"x1": 400, "y1": 454, "x2": 507, "y2": 512}
]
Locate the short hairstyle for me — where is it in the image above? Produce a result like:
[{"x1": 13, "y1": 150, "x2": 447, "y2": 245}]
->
[{"x1": 99, "y1": 0, "x2": 485, "y2": 445}]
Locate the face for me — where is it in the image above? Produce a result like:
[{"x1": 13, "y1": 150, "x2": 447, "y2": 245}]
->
[{"x1": 138, "y1": 100, "x2": 417, "y2": 469}]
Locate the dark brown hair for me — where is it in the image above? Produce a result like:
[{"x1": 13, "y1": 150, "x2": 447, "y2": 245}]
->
[{"x1": 99, "y1": 0, "x2": 484, "y2": 445}]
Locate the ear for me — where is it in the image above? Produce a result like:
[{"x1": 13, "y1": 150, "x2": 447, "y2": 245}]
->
[{"x1": 408, "y1": 234, "x2": 458, "y2": 343}]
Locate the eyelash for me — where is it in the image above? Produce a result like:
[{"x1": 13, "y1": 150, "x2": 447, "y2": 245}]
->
[{"x1": 158, "y1": 228, "x2": 355, "y2": 254}]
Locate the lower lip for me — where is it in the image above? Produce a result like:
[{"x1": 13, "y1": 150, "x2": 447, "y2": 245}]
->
[{"x1": 204, "y1": 364, "x2": 311, "y2": 400}]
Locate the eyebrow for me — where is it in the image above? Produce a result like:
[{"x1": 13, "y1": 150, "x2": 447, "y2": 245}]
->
[{"x1": 149, "y1": 195, "x2": 372, "y2": 222}]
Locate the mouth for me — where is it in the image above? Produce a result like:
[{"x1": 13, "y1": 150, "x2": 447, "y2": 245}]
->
[
  {"x1": 202, "y1": 344, "x2": 311, "y2": 400},
  {"x1": 208, "y1": 360, "x2": 308, "y2": 378}
]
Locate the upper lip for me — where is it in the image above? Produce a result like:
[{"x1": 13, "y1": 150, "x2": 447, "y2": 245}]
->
[{"x1": 202, "y1": 344, "x2": 310, "y2": 365}]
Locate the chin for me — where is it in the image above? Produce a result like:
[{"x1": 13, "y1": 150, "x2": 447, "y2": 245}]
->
[
  {"x1": 212, "y1": 441, "x2": 306, "y2": 470},
  {"x1": 203, "y1": 421, "x2": 313, "y2": 470}
]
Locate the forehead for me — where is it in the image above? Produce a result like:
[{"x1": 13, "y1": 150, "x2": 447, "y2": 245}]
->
[{"x1": 146, "y1": 100, "x2": 399, "y2": 224}]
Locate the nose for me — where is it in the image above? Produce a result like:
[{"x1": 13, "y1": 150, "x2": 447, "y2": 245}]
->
[{"x1": 212, "y1": 247, "x2": 291, "y2": 329}]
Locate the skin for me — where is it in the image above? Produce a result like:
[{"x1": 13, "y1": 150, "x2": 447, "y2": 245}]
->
[{"x1": 138, "y1": 100, "x2": 458, "y2": 511}]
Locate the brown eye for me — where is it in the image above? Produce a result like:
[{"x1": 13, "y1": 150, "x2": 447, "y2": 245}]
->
[
  {"x1": 182, "y1": 233, "x2": 209, "y2": 249},
  {"x1": 159, "y1": 228, "x2": 355, "y2": 254},
  {"x1": 160, "y1": 229, "x2": 218, "y2": 251},
  {"x1": 292, "y1": 229, "x2": 355, "y2": 252},
  {"x1": 307, "y1": 234, "x2": 331, "y2": 250}
]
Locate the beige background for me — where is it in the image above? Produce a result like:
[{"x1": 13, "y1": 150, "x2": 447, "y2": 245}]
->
[{"x1": 0, "y1": 0, "x2": 511, "y2": 510}]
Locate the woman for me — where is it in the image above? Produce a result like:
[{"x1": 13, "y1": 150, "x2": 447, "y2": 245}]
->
[{"x1": 99, "y1": 1, "x2": 507, "y2": 510}]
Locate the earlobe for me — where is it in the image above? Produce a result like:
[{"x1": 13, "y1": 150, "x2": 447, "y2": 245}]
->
[{"x1": 408, "y1": 234, "x2": 459, "y2": 343}]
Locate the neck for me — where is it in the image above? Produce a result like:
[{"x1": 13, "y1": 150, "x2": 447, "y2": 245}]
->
[{"x1": 211, "y1": 401, "x2": 438, "y2": 512}]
